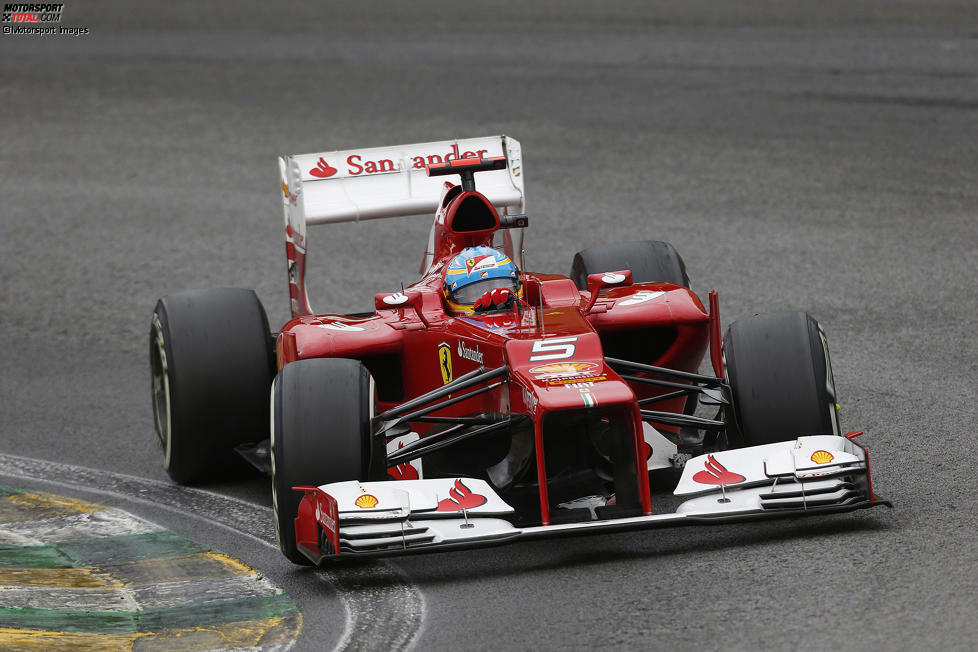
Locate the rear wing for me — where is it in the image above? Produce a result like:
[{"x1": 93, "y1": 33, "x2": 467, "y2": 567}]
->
[{"x1": 278, "y1": 136, "x2": 525, "y2": 317}]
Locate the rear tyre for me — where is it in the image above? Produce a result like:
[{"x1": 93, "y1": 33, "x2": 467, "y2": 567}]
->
[
  {"x1": 723, "y1": 311, "x2": 839, "y2": 447},
  {"x1": 570, "y1": 240, "x2": 690, "y2": 290},
  {"x1": 271, "y1": 358, "x2": 378, "y2": 565},
  {"x1": 150, "y1": 288, "x2": 274, "y2": 484}
]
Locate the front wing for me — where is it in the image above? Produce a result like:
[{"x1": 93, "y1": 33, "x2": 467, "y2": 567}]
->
[{"x1": 292, "y1": 434, "x2": 888, "y2": 563}]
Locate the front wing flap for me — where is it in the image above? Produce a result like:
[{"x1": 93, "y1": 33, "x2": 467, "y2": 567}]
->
[{"x1": 292, "y1": 435, "x2": 887, "y2": 563}]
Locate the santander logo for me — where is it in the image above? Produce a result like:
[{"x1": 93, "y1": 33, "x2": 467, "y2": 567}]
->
[
  {"x1": 436, "y1": 479, "x2": 487, "y2": 512},
  {"x1": 388, "y1": 441, "x2": 420, "y2": 481},
  {"x1": 305, "y1": 144, "x2": 494, "y2": 180},
  {"x1": 309, "y1": 157, "x2": 338, "y2": 178},
  {"x1": 692, "y1": 455, "x2": 746, "y2": 485}
]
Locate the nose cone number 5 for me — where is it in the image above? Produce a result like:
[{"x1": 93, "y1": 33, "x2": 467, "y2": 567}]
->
[{"x1": 528, "y1": 337, "x2": 578, "y2": 362}]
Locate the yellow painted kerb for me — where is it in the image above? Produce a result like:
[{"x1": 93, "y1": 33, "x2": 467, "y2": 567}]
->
[
  {"x1": 0, "y1": 615, "x2": 303, "y2": 651},
  {"x1": 0, "y1": 492, "x2": 102, "y2": 524}
]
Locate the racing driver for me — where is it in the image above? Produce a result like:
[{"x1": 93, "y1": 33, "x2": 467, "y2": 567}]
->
[{"x1": 443, "y1": 245, "x2": 526, "y2": 315}]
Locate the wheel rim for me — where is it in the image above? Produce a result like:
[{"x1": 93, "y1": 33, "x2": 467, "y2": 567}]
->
[
  {"x1": 816, "y1": 322, "x2": 840, "y2": 435},
  {"x1": 269, "y1": 377, "x2": 284, "y2": 549},
  {"x1": 150, "y1": 314, "x2": 173, "y2": 467}
]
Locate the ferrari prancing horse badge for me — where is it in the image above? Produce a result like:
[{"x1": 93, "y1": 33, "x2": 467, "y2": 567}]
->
[{"x1": 438, "y1": 342, "x2": 453, "y2": 384}]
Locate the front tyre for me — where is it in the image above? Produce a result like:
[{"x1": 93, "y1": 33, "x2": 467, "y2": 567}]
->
[
  {"x1": 150, "y1": 288, "x2": 274, "y2": 484},
  {"x1": 570, "y1": 240, "x2": 690, "y2": 290},
  {"x1": 271, "y1": 358, "x2": 378, "y2": 565},
  {"x1": 723, "y1": 311, "x2": 840, "y2": 447}
]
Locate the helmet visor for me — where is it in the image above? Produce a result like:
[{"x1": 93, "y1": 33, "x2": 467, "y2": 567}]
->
[{"x1": 450, "y1": 277, "x2": 520, "y2": 305}]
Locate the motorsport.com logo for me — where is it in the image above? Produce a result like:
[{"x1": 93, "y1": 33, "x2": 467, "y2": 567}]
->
[
  {"x1": 2, "y1": 3, "x2": 64, "y2": 22},
  {"x1": 2, "y1": 2, "x2": 88, "y2": 35}
]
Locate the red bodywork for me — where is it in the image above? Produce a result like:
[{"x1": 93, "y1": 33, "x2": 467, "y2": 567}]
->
[{"x1": 277, "y1": 179, "x2": 713, "y2": 526}]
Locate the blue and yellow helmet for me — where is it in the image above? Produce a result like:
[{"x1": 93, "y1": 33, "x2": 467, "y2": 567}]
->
[{"x1": 444, "y1": 246, "x2": 521, "y2": 315}]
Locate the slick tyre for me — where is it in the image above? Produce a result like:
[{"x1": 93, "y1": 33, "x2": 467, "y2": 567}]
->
[
  {"x1": 271, "y1": 358, "x2": 378, "y2": 565},
  {"x1": 570, "y1": 240, "x2": 690, "y2": 290},
  {"x1": 150, "y1": 288, "x2": 274, "y2": 484},
  {"x1": 723, "y1": 311, "x2": 840, "y2": 447}
]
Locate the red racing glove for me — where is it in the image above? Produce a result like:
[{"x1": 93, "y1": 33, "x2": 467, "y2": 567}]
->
[{"x1": 473, "y1": 287, "x2": 519, "y2": 313}]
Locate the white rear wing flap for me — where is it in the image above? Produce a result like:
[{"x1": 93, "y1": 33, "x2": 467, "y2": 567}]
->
[{"x1": 278, "y1": 136, "x2": 524, "y2": 317}]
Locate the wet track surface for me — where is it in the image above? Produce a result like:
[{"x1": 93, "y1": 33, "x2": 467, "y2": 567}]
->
[{"x1": 2, "y1": 1, "x2": 977, "y2": 649}]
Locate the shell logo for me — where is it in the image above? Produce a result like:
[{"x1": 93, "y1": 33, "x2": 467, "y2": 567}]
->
[
  {"x1": 810, "y1": 450, "x2": 835, "y2": 464},
  {"x1": 354, "y1": 494, "x2": 379, "y2": 509}
]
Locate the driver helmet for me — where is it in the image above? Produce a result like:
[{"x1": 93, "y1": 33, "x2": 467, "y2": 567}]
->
[{"x1": 444, "y1": 246, "x2": 522, "y2": 315}]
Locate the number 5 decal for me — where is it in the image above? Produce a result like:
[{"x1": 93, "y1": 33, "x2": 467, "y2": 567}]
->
[{"x1": 529, "y1": 336, "x2": 578, "y2": 361}]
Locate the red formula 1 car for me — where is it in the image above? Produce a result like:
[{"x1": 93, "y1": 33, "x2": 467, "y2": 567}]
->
[{"x1": 150, "y1": 136, "x2": 887, "y2": 565}]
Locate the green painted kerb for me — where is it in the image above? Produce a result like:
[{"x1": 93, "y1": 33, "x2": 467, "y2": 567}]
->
[
  {"x1": 0, "y1": 544, "x2": 76, "y2": 568},
  {"x1": 0, "y1": 594, "x2": 299, "y2": 634},
  {"x1": 0, "y1": 484, "x2": 302, "y2": 646}
]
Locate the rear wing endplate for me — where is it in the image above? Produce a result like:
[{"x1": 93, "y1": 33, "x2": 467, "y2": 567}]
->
[{"x1": 278, "y1": 136, "x2": 524, "y2": 317}]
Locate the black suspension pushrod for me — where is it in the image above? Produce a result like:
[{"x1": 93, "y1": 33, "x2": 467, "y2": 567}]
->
[
  {"x1": 375, "y1": 365, "x2": 508, "y2": 421},
  {"x1": 640, "y1": 409, "x2": 726, "y2": 431},
  {"x1": 387, "y1": 420, "x2": 512, "y2": 467},
  {"x1": 395, "y1": 381, "x2": 507, "y2": 424},
  {"x1": 606, "y1": 357, "x2": 725, "y2": 386},
  {"x1": 619, "y1": 374, "x2": 713, "y2": 394},
  {"x1": 385, "y1": 423, "x2": 469, "y2": 463},
  {"x1": 411, "y1": 415, "x2": 497, "y2": 425},
  {"x1": 636, "y1": 389, "x2": 693, "y2": 405}
]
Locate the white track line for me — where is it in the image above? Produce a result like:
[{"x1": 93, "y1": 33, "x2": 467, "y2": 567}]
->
[
  {"x1": 321, "y1": 562, "x2": 426, "y2": 652},
  {"x1": 0, "y1": 453, "x2": 426, "y2": 652},
  {"x1": 1, "y1": 507, "x2": 165, "y2": 544}
]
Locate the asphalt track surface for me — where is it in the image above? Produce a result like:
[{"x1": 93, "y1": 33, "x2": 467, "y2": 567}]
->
[{"x1": 1, "y1": 1, "x2": 977, "y2": 650}]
